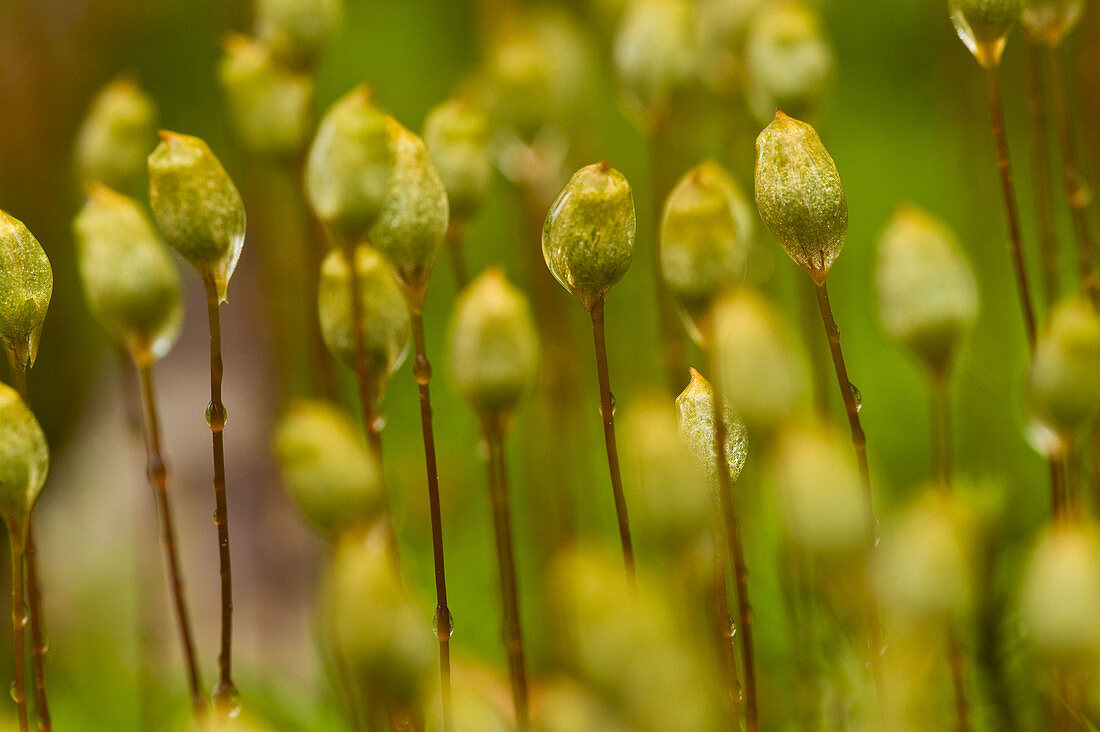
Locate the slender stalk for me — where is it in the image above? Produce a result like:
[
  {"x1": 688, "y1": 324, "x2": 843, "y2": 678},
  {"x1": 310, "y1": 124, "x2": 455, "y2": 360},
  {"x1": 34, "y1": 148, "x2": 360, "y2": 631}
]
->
[
  {"x1": 1050, "y1": 458, "x2": 1068, "y2": 521},
  {"x1": 407, "y1": 306, "x2": 453, "y2": 729},
  {"x1": 985, "y1": 66, "x2": 1039, "y2": 350},
  {"x1": 484, "y1": 419, "x2": 530, "y2": 729},
  {"x1": 800, "y1": 278, "x2": 831, "y2": 416},
  {"x1": 704, "y1": 347, "x2": 757, "y2": 732},
  {"x1": 1047, "y1": 48, "x2": 1100, "y2": 307},
  {"x1": 947, "y1": 630, "x2": 971, "y2": 732},
  {"x1": 10, "y1": 538, "x2": 27, "y2": 732},
  {"x1": 137, "y1": 363, "x2": 205, "y2": 714},
  {"x1": 1063, "y1": 435, "x2": 1080, "y2": 521},
  {"x1": 588, "y1": 300, "x2": 636, "y2": 581},
  {"x1": 710, "y1": 546, "x2": 742, "y2": 719},
  {"x1": 1024, "y1": 39, "x2": 1061, "y2": 309},
  {"x1": 201, "y1": 275, "x2": 237, "y2": 709},
  {"x1": 445, "y1": 221, "x2": 470, "y2": 292}
]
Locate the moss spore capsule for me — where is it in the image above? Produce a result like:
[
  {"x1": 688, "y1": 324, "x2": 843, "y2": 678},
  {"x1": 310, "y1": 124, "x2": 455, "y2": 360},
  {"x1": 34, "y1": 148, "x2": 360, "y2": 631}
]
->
[
  {"x1": 754, "y1": 111, "x2": 846, "y2": 284},
  {"x1": 744, "y1": 2, "x2": 834, "y2": 124},
  {"x1": 0, "y1": 384, "x2": 48, "y2": 550},
  {"x1": 1026, "y1": 296, "x2": 1100, "y2": 437},
  {"x1": 1021, "y1": 525, "x2": 1100, "y2": 666},
  {"x1": 950, "y1": 0, "x2": 1024, "y2": 67},
  {"x1": 675, "y1": 368, "x2": 748, "y2": 485},
  {"x1": 543, "y1": 162, "x2": 636, "y2": 312},
  {"x1": 447, "y1": 268, "x2": 538, "y2": 419},
  {"x1": 317, "y1": 245, "x2": 411, "y2": 400},
  {"x1": 254, "y1": 0, "x2": 343, "y2": 69},
  {"x1": 612, "y1": 0, "x2": 697, "y2": 117},
  {"x1": 423, "y1": 99, "x2": 493, "y2": 224},
  {"x1": 305, "y1": 87, "x2": 394, "y2": 243},
  {"x1": 148, "y1": 131, "x2": 246, "y2": 302},
  {"x1": 218, "y1": 34, "x2": 314, "y2": 159},
  {"x1": 0, "y1": 210, "x2": 53, "y2": 371},
  {"x1": 73, "y1": 185, "x2": 183, "y2": 365},
  {"x1": 74, "y1": 75, "x2": 158, "y2": 192},
  {"x1": 1021, "y1": 0, "x2": 1084, "y2": 45},
  {"x1": 274, "y1": 400, "x2": 384, "y2": 538},
  {"x1": 875, "y1": 206, "x2": 980, "y2": 375}
]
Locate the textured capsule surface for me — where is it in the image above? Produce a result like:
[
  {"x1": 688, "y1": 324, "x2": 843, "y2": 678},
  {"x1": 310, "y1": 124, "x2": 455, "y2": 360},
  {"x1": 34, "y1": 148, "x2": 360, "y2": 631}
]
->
[
  {"x1": 74, "y1": 76, "x2": 158, "y2": 192},
  {"x1": 274, "y1": 400, "x2": 384, "y2": 537},
  {"x1": 950, "y1": 0, "x2": 1024, "y2": 67},
  {"x1": 0, "y1": 383, "x2": 49, "y2": 548},
  {"x1": 755, "y1": 112, "x2": 846, "y2": 283},
  {"x1": 423, "y1": 99, "x2": 492, "y2": 223},
  {"x1": 875, "y1": 206, "x2": 979, "y2": 373},
  {"x1": 148, "y1": 131, "x2": 246, "y2": 302},
  {"x1": 744, "y1": 2, "x2": 834, "y2": 123},
  {"x1": 0, "y1": 210, "x2": 53, "y2": 371},
  {"x1": 255, "y1": 0, "x2": 343, "y2": 68},
  {"x1": 1026, "y1": 297, "x2": 1100, "y2": 435},
  {"x1": 675, "y1": 368, "x2": 748, "y2": 485},
  {"x1": 73, "y1": 186, "x2": 183, "y2": 364},
  {"x1": 447, "y1": 269, "x2": 539, "y2": 417},
  {"x1": 543, "y1": 162, "x2": 636, "y2": 312},
  {"x1": 318, "y1": 246, "x2": 411, "y2": 400}
]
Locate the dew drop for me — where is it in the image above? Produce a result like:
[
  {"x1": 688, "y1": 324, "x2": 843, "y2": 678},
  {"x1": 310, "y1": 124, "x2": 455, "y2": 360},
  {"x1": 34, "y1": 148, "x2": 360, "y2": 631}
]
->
[
  {"x1": 726, "y1": 616, "x2": 737, "y2": 640},
  {"x1": 38, "y1": 635, "x2": 48, "y2": 654},
  {"x1": 610, "y1": 393, "x2": 617, "y2": 416},
  {"x1": 371, "y1": 413, "x2": 386, "y2": 433},
  {"x1": 9, "y1": 680, "x2": 18, "y2": 703},
  {"x1": 213, "y1": 680, "x2": 242, "y2": 719},
  {"x1": 205, "y1": 402, "x2": 228, "y2": 431},
  {"x1": 848, "y1": 383, "x2": 862, "y2": 413},
  {"x1": 433, "y1": 607, "x2": 455, "y2": 641},
  {"x1": 413, "y1": 355, "x2": 432, "y2": 385},
  {"x1": 872, "y1": 519, "x2": 881, "y2": 548}
]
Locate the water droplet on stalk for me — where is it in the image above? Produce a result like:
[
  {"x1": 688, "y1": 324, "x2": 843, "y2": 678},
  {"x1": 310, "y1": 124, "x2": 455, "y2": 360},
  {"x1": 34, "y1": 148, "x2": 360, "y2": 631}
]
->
[
  {"x1": 371, "y1": 413, "x2": 386, "y2": 433},
  {"x1": 205, "y1": 402, "x2": 228, "y2": 431},
  {"x1": 433, "y1": 607, "x2": 455, "y2": 640},
  {"x1": 213, "y1": 680, "x2": 242, "y2": 719},
  {"x1": 848, "y1": 382, "x2": 862, "y2": 412},
  {"x1": 9, "y1": 680, "x2": 18, "y2": 703},
  {"x1": 414, "y1": 355, "x2": 432, "y2": 385},
  {"x1": 726, "y1": 616, "x2": 737, "y2": 640}
]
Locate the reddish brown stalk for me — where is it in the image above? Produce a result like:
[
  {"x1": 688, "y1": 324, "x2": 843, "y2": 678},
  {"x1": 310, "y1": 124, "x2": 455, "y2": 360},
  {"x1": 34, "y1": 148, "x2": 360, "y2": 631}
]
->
[
  {"x1": 710, "y1": 546, "x2": 742, "y2": 719},
  {"x1": 947, "y1": 630, "x2": 971, "y2": 732},
  {"x1": 137, "y1": 363, "x2": 205, "y2": 715},
  {"x1": 445, "y1": 221, "x2": 470, "y2": 292},
  {"x1": 10, "y1": 538, "x2": 27, "y2": 732},
  {"x1": 201, "y1": 276, "x2": 237, "y2": 711},
  {"x1": 1025, "y1": 39, "x2": 1062, "y2": 309},
  {"x1": 588, "y1": 300, "x2": 636, "y2": 581},
  {"x1": 407, "y1": 305, "x2": 453, "y2": 730}
]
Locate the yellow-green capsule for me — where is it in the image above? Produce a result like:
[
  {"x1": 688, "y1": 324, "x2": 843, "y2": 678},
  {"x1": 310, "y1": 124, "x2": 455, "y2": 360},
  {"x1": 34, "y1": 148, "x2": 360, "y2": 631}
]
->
[
  {"x1": 1026, "y1": 296, "x2": 1100, "y2": 438},
  {"x1": 612, "y1": 0, "x2": 697, "y2": 116},
  {"x1": 875, "y1": 206, "x2": 980, "y2": 376},
  {"x1": 274, "y1": 400, "x2": 384, "y2": 538},
  {"x1": 74, "y1": 76, "x2": 158, "y2": 192},
  {"x1": 744, "y1": 2, "x2": 834, "y2": 124},
  {"x1": 317, "y1": 246, "x2": 411, "y2": 401},
  {"x1": 254, "y1": 0, "x2": 343, "y2": 69},
  {"x1": 1022, "y1": 0, "x2": 1084, "y2": 45},
  {"x1": 447, "y1": 268, "x2": 538, "y2": 419},
  {"x1": 772, "y1": 420, "x2": 867, "y2": 557},
  {"x1": 714, "y1": 289, "x2": 808, "y2": 431},
  {"x1": 950, "y1": 0, "x2": 1024, "y2": 68},
  {"x1": 423, "y1": 98, "x2": 492, "y2": 224},
  {"x1": 1021, "y1": 525, "x2": 1100, "y2": 667},
  {"x1": 0, "y1": 210, "x2": 53, "y2": 371},
  {"x1": 218, "y1": 34, "x2": 314, "y2": 159},
  {"x1": 368, "y1": 118, "x2": 449, "y2": 298},
  {"x1": 73, "y1": 185, "x2": 183, "y2": 365},
  {"x1": 754, "y1": 111, "x2": 846, "y2": 284},
  {"x1": 543, "y1": 162, "x2": 636, "y2": 313},
  {"x1": 0, "y1": 383, "x2": 48, "y2": 550},
  {"x1": 660, "y1": 161, "x2": 751, "y2": 332},
  {"x1": 305, "y1": 87, "x2": 395, "y2": 244},
  {"x1": 675, "y1": 368, "x2": 748, "y2": 486},
  {"x1": 148, "y1": 131, "x2": 246, "y2": 302}
]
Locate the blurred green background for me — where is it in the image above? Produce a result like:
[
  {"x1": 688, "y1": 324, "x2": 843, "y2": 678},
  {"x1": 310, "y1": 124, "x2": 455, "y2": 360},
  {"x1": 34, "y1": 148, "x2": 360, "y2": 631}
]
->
[{"x1": 1, "y1": 0, "x2": 1099, "y2": 728}]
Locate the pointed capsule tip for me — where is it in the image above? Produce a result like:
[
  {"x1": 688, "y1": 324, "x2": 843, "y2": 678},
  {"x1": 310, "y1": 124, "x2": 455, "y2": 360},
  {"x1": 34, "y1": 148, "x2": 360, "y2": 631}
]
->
[
  {"x1": 596, "y1": 160, "x2": 611, "y2": 173},
  {"x1": 156, "y1": 129, "x2": 182, "y2": 144}
]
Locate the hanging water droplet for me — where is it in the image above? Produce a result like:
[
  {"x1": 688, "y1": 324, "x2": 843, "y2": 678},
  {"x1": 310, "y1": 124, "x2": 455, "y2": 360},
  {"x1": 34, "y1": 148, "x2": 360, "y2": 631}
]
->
[
  {"x1": 848, "y1": 383, "x2": 862, "y2": 413},
  {"x1": 872, "y1": 519, "x2": 881, "y2": 548},
  {"x1": 371, "y1": 413, "x2": 386, "y2": 433},
  {"x1": 413, "y1": 355, "x2": 432, "y2": 385},
  {"x1": 213, "y1": 511, "x2": 219, "y2": 525},
  {"x1": 433, "y1": 607, "x2": 455, "y2": 641},
  {"x1": 20, "y1": 603, "x2": 29, "y2": 628},
  {"x1": 610, "y1": 393, "x2": 617, "y2": 416},
  {"x1": 726, "y1": 615, "x2": 737, "y2": 640},
  {"x1": 205, "y1": 401, "x2": 228, "y2": 431},
  {"x1": 213, "y1": 680, "x2": 242, "y2": 719},
  {"x1": 38, "y1": 635, "x2": 48, "y2": 654},
  {"x1": 9, "y1": 679, "x2": 18, "y2": 703}
]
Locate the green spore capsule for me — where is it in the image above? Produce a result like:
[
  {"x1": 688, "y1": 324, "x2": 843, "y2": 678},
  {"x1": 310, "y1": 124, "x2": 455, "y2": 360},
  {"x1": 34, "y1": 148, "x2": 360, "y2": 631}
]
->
[
  {"x1": 612, "y1": 0, "x2": 697, "y2": 117},
  {"x1": 754, "y1": 111, "x2": 847, "y2": 284},
  {"x1": 660, "y1": 161, "x2": 750, "y2": 332},
  {"x1": 148, "y1": 131, "x2": 246, "y2": 303},
  {"x1": 950, "y1": 0, "x2": 1024, "y2": 67},
  {"x1": 274, "y1": 400, "x2": 384, "y2": 538},
  {"x1": 1026, "y1": 296, "x2": 1100, "y2": 439},
  {"x1": 318, "y1": 246, "x2": 411, "y2": 401},
  {"x1": 675, "y1": 368, "x2": 748, "y2": 485},
  {"x1": 714, "y1": 289, "x2": 808, "y2": 431},
  {"x1": 73, "y1": 185, "x2": 183, "y2": 365},
  {"x1": 447, "y1": 268, "x2": 538, "y2": 419},
  {"x1": 1022, "y1": 0, "x2": 1084, "y2": 45},
  {"x1": 74, "y1": 75, "x2": 158, "y2": 192},
  {"x1": 423, "y1": 98, "x2": 493, "y2": 224},
  {"x1": 254, "y1": 0, "x2": 343, "y2": 69},
  {"x1": 305, "y1": 86, "x2": 394, "y2": 243},
  {"x1": 0, "y1": 210, "x2": 53, "y2": 371},
  {"x1": 368, "y1": 118, "x2": 450, "y2": 299},
  {"x1": 218, "y1": 34, "x2": 314, "y2": 159},
  {"x1": 543, "y1": 162, "x2": 636, "y2": 313},
  {"x1": 744, "y1": 2, "x2": 834, "y2": 124},
  {"x1": 0, "y1": 383, "x2": 48, "y2": 550},
  {"x1": 875, "y1": 206, "x2": 980, "y2": 376}
]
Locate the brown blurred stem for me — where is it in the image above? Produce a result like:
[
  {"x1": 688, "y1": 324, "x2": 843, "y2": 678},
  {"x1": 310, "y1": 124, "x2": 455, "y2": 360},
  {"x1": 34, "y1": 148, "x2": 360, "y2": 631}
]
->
[
  {"x1": 407, "y1": 303, "x2": 453, "y2": 730},
  {"x1": 137, "y1": 363, "x2": 205, "y2": 715},
  {"x1": 483, "y1": 418, "x2": 530, "y2": 729},
  {"x1": 1025, "y1": 39, "x2": 1061, "y2": 310},
  {"x1": 985, "y1": 65, "x2": 1039, "y2": 349},
  {"x1": 704, "y1": 346, "x2": 757, "y2": 732},
  {"x1": 588, "y1": 300, "x2": 636, "y2": 581},
  {"x1": 201, "y1": 275, "x2": 237, "y2": 710},
  {"x1": 710, "y1": 547, "x2": 742, "y2": 719},
  {"x1": 10, "y1": 538, "x2": 27, "y2": 732},
  {"x1": 446, "y1": 220, "x2": 470, "y2": 291}
]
